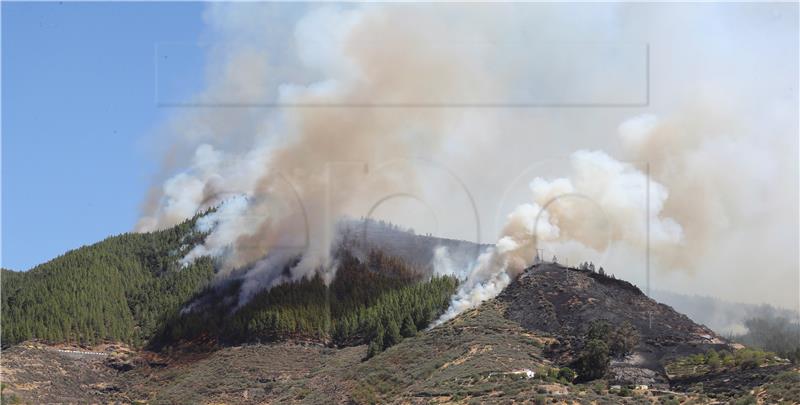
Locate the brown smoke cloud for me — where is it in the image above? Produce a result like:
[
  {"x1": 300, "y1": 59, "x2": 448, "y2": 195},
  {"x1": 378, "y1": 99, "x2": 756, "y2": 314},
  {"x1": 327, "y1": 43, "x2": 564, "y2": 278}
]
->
[{"x1": 137, "y1": 5, "x2": 501, "y2": 287}]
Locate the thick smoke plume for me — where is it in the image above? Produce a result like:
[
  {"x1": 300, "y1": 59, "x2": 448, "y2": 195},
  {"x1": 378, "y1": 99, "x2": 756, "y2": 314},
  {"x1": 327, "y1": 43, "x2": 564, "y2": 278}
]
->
[
  {"x1": 435, "y1": 143, "x2": 682, "y2": 324},
  {"x1": 138, "y1": 4, "x2": 504, "y2": 296},
  {"x1": 437, "y1": 100, "x2": 798, "y2": 322},
  {"x1": 139, "y1": 4, "x2": 798, "y2": 311}
]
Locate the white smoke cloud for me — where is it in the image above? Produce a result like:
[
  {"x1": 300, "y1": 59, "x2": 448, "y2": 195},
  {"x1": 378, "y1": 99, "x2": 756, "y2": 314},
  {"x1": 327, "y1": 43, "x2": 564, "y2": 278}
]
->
[
  {"x1": 179, "y1": 194, "x2": 253, "y2": 266},
  {"x1": 432, "y1": 247, "x2": 457, "y2": 278},
  {"x1": 435, "y1": 145, "x2": 686, "y2": 324}
]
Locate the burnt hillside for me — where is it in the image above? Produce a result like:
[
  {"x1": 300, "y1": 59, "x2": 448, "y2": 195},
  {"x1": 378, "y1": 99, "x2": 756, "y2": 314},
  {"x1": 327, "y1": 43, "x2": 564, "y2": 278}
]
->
[
  {"x1": 499, "y1": 263, "x2": 721, "y2": 345},
  {"x1": 497, "y1": 263, "x2": 729, "y2": 386}
]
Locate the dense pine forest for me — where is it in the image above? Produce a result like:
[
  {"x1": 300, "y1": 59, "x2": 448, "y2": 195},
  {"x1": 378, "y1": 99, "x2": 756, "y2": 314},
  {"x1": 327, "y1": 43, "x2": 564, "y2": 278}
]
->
[
  {"x1": 1, "y1": 216, "x2": 214, "y2": 347},
  {"x1": 2, "y1": 217, "x2": 459, "y2": 355},
  {"x1": 153, "y1": 249, "x2": 458, "y2": 356}
]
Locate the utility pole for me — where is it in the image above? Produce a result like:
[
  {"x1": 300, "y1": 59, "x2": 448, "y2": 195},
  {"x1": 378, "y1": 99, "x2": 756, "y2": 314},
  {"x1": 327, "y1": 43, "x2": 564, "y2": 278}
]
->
[{"x1": 646, "y1": 162, "x2": 651, "y2": 297}]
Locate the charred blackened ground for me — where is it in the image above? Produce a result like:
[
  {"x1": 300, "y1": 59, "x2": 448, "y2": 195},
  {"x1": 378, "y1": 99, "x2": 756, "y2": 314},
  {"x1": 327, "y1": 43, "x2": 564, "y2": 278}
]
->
[{"x1": 498, "y1": 263, "x2": 729, "y2": 387}]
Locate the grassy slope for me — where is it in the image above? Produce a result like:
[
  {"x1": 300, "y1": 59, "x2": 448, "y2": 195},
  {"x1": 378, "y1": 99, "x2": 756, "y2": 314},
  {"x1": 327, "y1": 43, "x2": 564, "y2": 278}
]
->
[{"x1": 348, "y1": 300, "x2": 556, "y2": 403}]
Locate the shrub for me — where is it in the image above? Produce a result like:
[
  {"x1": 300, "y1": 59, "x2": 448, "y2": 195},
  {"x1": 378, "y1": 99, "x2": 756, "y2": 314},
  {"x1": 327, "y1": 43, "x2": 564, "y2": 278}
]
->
[
  {"x1": 558, "y1": 367, "x2": 576, "y2": 382},
  {"x1": 733, "y1": 395, "x2": 757, "y2": 405},
  {"x1": 705, "y1": 349, "x2": 721, "y2": 370}
]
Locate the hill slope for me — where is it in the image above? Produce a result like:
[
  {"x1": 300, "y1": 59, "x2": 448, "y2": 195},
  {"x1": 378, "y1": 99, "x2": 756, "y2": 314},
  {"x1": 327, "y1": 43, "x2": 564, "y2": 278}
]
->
[
  {"x1": 3, "y1": 225, "x2": 798, "y2": 404},
  {"x1": 1, "y1": 217, "x2": 481, "y2": 351},
  {"x1": 151, "y1": 251, "x2": 459, "y2": 353},
  {"x1": 1, "y1": 216, "x2": 214, "y2": 346},
  {"x1": 4, "y1": 275, "x2": 796, "y2": 404},
  {"x1": 499, "y1": 263, "x2": 726, "y2": 387}
]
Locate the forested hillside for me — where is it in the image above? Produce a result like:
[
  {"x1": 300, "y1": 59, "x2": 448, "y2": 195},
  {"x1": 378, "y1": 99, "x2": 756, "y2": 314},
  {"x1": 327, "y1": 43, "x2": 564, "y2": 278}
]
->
[
  {"x1": 2, "y1": 217, "x2": 460, "y2": 354},
  {"x1": 153, "y1": 249, "x2": 459, "y2": 357},
  {"x1": 1, "y1": 216, "x2": 214, "y2": 347}
]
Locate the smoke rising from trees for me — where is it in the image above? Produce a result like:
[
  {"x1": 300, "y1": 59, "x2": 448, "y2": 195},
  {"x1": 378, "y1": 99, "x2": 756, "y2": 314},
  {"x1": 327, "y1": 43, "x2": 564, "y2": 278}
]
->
[{"x1": 137, "y1": 3, "x2": 798, "y2": 311}]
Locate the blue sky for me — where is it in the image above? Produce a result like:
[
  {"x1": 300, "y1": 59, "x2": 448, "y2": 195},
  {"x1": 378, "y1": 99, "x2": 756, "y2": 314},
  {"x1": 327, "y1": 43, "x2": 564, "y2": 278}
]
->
[{"x1": 2, "y1": 2, "x2": 206, "y2": 270}]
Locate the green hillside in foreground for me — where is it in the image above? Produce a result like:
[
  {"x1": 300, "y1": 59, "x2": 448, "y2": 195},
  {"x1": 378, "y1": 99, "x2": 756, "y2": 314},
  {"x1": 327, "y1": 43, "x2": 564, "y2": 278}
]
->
[{"x1": 1, "y1": 216, "x2": 214, "y2": 347}]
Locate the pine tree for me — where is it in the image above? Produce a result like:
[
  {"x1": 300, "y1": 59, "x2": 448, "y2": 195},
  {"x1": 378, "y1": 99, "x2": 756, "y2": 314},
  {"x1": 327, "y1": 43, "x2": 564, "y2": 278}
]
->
[
  {"x1": 371, "y1": 322, "x2": 385, "y2": 352},
  {"x1": 401, "y1": 315, "x2": 417, "y2": 338},
  {"x1": 385, "y1": 319, "x2": 402, "y2": 348},
  {"x1": 366, "y1": 339, "x2": 382, "y2": 359}
]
